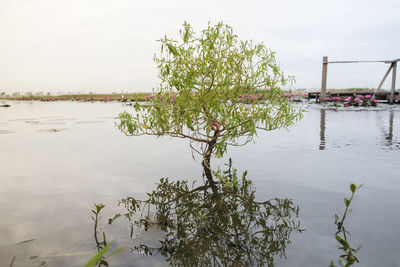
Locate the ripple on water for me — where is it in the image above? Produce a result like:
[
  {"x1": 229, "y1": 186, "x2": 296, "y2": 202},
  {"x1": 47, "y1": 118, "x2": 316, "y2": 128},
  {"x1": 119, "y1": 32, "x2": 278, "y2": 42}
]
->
[
  {"x1": 8, "y1": 118, "x2": 38, "y2": 121},
  {"x1": 96, "y1": 116, "x2": 116, "y2": 120},
  {"x1": 25, "y1": 120, "x2": 40, "y2": 124},
  {"x1": 75, "y1": 120, "x2": 107, "y2": 124},
  {"x1": 36, "y1": 128, "x2": 69, "y2": 133},
  {"x1": 25, "y1": 121, "x2": 67, "y2": 125},
  {"x1": 44, "y1": 118, "x2": 78, "y2": 121},
  {"x1": 0, "y1": 130, "x2": 15, "y2": 134},
  {"x1": 40, "y1": 116, "x2": 62, "y2": 119}
]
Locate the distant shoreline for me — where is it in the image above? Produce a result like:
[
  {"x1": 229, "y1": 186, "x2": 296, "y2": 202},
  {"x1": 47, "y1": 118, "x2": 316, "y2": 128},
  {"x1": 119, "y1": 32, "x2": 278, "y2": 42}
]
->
[
  {"x1": 0, "y1": 88, "x2": 393, "y2": 102},
  {"x1": 0, "y1": 93, "x2": 152, "y2": 102}
]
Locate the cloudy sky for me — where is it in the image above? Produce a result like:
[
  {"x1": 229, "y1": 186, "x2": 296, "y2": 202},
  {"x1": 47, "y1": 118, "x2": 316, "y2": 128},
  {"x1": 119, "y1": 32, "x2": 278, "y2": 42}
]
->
[{"x1": 0, "y1": 0, "x2": 398, "y2": 93}]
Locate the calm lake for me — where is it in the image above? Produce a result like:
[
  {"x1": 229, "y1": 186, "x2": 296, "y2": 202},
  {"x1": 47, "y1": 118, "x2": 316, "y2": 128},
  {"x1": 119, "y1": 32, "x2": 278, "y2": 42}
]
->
[{"x1": 1, "y1": 101, "x2": 399, "y2": 266}]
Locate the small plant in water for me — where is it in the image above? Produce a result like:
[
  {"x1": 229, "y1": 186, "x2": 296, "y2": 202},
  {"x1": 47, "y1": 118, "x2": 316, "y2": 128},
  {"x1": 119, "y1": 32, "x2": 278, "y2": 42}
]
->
[
  {"x1": 87, "y1": 204, "x2": 123, "y2": 267},
  {"x1": 85, "y1": 241, "x2": 122, "y2": 267},
  {"x1": 330, "y1": 183, "x2": 362, "y2": 267}
]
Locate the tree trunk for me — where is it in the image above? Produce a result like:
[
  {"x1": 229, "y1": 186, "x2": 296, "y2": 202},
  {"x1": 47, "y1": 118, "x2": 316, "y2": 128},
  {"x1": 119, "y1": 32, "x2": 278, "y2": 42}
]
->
[{"x1": 202, "y1": 136, "x2": 218, "y2": 195}]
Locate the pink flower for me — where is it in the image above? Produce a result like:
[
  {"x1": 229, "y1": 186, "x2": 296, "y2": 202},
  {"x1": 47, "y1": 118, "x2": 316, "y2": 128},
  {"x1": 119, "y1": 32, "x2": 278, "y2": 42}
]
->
[
  {"x1": 344, "y1": 104, "x2": 350, "y2": 107},
  {"x1": 344, "y1": 97, "x2": 352, "y2": 102},
  {"x1": 325, "y1": 97, "x2": 330, "y2": 101},
  {"x1": 354, "y1": 98, "x2": 361, "y2": 103},
  {"x1": 365, "y1": 94, "x2": 371, "y2": 99},
  {"x1": 357, "y1": 95, "x2": 364, "y2": 99},
  {"x1": 373, "y1": 99, "x2": 379, "y2": 103}
]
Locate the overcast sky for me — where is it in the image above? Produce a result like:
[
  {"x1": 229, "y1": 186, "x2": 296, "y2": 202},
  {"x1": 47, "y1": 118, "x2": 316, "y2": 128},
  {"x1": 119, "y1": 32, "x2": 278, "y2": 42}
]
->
[{"x1": 0, "y1": 0, "x2": 399, "y2": 93}]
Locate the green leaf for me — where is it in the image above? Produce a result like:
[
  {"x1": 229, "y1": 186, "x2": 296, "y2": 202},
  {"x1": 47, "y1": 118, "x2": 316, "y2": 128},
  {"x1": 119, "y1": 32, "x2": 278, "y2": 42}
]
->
[
  {"x1": 350, "y1": 184, "x2": 356, "y2": 193},
  {"x1": 335, "y1": 235, "x2": 350, "y2": 249},
  {"x1": 166, "y1": 43, "x2": 178, "y2": 56},
  {"x1": 85, "y1": 242, "x2": 112, "y2": 267},
  {"x1": 105, "y1": 247, "x2": 124, "y2": 258}
]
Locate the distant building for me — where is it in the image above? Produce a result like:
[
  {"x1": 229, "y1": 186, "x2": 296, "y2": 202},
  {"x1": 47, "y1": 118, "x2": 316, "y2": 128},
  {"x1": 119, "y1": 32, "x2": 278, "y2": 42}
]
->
[{"x1": 12, "y1": 92, "x2": 20, "y2": 97}]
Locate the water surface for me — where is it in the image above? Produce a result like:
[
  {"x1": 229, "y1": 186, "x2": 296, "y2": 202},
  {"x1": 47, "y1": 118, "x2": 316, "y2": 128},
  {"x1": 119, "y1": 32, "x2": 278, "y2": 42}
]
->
[{"x1": 1, "y1": 101, "x2": 399, "y2": 266}]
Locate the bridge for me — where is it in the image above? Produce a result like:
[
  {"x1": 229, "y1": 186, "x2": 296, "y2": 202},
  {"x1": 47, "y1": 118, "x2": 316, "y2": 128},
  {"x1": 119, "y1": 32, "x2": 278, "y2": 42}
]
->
[{"x1": 309, "y1": 57, "x2": 399, "y2": 104}]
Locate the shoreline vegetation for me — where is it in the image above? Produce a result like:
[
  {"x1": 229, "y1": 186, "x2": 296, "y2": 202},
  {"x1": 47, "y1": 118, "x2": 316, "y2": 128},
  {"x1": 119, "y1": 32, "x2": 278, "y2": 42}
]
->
[
  {"x1": 0, "y1": 88, "x2": 391, "y2": 102},
  {"x1": 0, "y1": 93, "x2": 152, "y2": 102}
]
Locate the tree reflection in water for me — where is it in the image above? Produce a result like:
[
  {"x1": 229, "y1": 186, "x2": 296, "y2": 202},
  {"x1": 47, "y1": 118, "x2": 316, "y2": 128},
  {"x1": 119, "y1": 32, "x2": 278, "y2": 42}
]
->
[{"x1": 117, "y1": 160, "x2": 302, "y2": 266}]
